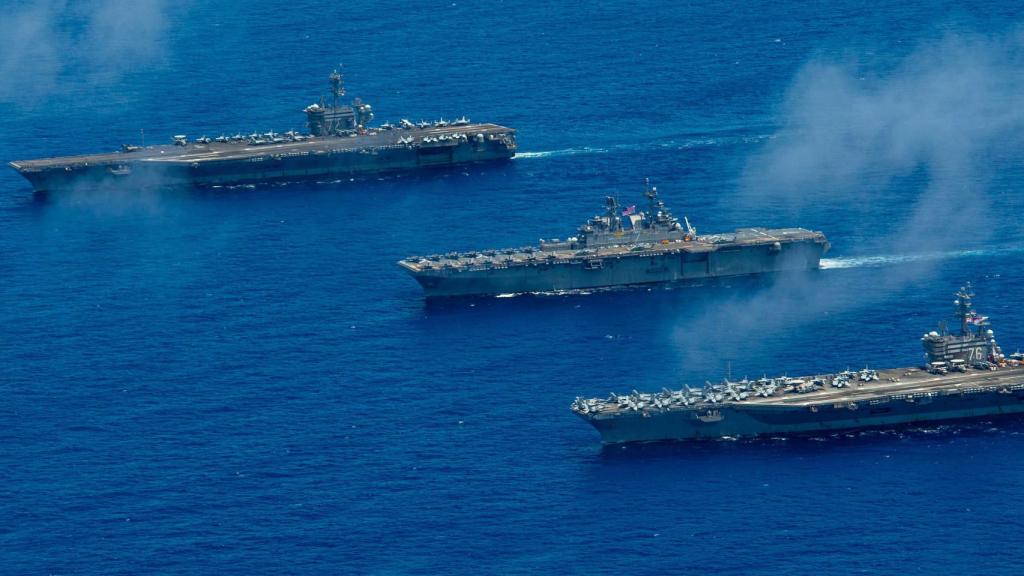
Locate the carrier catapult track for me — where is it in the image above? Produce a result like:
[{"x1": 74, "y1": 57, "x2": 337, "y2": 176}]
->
[
  {"x1": 8, "y1": 68, "x2": 517, "y2": 193},
  {"x1": 573, "y1": 283, "x2": 1024, "y2": 444}
]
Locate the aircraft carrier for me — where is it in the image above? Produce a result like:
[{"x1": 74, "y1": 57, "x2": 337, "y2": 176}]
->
[
  {"x1": 398, "y1": 180, "x2": 830, "y2": 297},
  {"x1": 8, "y1": 69, "x2": 516, "y2": 193},
  {"x1": 572, "y1": 284, "x2": 1024, "y2": 444}
]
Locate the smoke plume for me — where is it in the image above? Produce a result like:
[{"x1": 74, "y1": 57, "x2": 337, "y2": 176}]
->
[
  {"x1": 676, "y1": 30, "x2": 1024, "y2": 372},
  {"x1": 0, "y1": 0, "x2": 175, "y2": 105},
  {"x1": 742, "y1": 31, "x2": 1024, "y2": 252}
]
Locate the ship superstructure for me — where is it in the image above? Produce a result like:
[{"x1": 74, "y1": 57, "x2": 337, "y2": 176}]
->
[
  {"x1": 921, "y1": 284, "x2": 1002, "y2": 368},
  {"x1": 572, "y1": 284, "x2": 1024, "y2": 444},
  {"x1": 8, "y1": 68, "x2": 516, "y2": 193},
  {"x1": 399, "y1": 180, "x2": 830, "y2": 297}
]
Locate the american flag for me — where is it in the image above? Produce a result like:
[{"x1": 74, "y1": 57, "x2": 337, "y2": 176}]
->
[
  {"x1": 621, "y1": 205, "x2": 636, "y2": 216},
  {"x1": 967, "y1": 313, "x2": 989, "y2": 325}
]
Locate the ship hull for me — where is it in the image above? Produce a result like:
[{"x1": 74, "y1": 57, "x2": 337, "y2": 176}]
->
[
  {"x1": 411, "y1": 237, "x2": 826, "y2": 297},
  {"x1": 586, "y1": 386, "x2": 1024, "y2": 444},
  {"x1": 10, "y1": 125, "x2": 515, "y2": 193}
]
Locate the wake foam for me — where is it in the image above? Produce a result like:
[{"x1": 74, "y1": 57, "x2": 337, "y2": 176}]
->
[
  {"x1": 515, "y1": 134, "x2": 773, "y2": 160},
  {"x1": 821, "y1": 246, "x2": 1022, "y2": 270},
  {"x1": 515, "y1": 147, "x2": 608, "y2": 159}
]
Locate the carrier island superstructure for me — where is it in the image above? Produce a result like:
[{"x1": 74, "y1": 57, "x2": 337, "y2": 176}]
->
[
  {"x1": 398, "y1": 181, "x2": 830, "y2": 297},
  {"x1": 573, "y1": 284, "x2": 1024, "y2": 444},
  {"x1": 8, "y1": 69, "x2": 516, "y2": 193}
]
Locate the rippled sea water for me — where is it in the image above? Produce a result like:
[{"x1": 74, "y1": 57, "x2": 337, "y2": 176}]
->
[{"x1": 2, "y1": 2, "x2": 1024, "y2": 574}]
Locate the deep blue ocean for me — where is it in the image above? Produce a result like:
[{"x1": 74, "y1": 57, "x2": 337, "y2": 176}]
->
[{"x1": 3, "y1": 1, "x2": 1024, "y2": 574}]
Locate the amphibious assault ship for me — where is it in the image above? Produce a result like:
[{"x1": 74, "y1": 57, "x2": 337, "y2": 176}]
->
[
  {"x1": 8, "y1": 69, "x2": 517, "y2": 193},
  {"x1": 398, "y1": 181, "x2": 830, "y2": 298},
  {"x1": 572, "y1": 284, "x2": 1024, "y2": 444}
]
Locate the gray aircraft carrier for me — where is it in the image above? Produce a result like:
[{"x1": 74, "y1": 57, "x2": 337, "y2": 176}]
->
[
  {"x1": 8, "y1": 69, "x2": 516, "y2": 193},
  {"x1": 573, "y1": 284, "x2": 1024, "y2": 444},
  {"x1": 399, "y1": 180, "x2": 830, "y2": 297}
]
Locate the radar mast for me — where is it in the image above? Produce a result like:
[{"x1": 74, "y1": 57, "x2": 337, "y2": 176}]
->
[
  {"x1": 954, "y1": 282, "x2": 976, "y2": 336},
  {"x1": 642, "y1": 178, "x2": 662, "y2": 230},
  {"x1": 604, "y1": 196, "x2": 624, "y2": 233},
  {"x1": 644, "y1": 178, "x2": 658, "y2": 219},
  {"x1": 329, "y1": 65, "x2": 345, "y2": 111}
]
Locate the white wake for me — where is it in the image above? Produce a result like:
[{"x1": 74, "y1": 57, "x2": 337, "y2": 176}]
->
[{"x1": 821, "y1": 247, "x2": 1020, "y2": 270}]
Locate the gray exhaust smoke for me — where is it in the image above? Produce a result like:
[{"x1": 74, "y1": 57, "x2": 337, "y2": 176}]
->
[
  {"x1": 743, "y1": 32, "x2": 1024, "y2": 254},
  {"x1": 0, "y1": 0, "x2": 175, "y2": 105},
  {"x1": 676, "y1": 31, "x2": 1024, "y2": 372}
]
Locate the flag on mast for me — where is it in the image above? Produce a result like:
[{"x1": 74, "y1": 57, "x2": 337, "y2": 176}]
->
[{"x1": 967, "y1": 314, "x2": 989, "y2": 325}]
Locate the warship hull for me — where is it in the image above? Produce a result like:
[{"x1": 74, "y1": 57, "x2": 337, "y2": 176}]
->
[
  {"x1": 405, "y1": 233, "x2": 827, "y2": 298},
  {"x1": 579, "y1": 366, "x2": 1024, "y2": 444},
  {"x1": 9, "y1": 124, "x2": 516, "y2": 193}
]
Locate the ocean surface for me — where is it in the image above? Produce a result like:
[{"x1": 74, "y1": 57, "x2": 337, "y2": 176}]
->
[{"x1": 3, "y1": 1, "x2": 1024, "y2": 574}]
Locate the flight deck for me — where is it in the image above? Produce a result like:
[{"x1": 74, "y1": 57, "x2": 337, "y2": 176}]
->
[
  {"x1": 10, "y1": 124, "x2": 515, "y2": 171},
  {"x1": 573, "y1": 284, "x2": 1024, "y2": 443},
  {"x1": 8, "y1": 69, "x2": 517, "y2": 192},
  {"x1": 399, "y1": 183, "x2": 830, "y2": 298}
]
